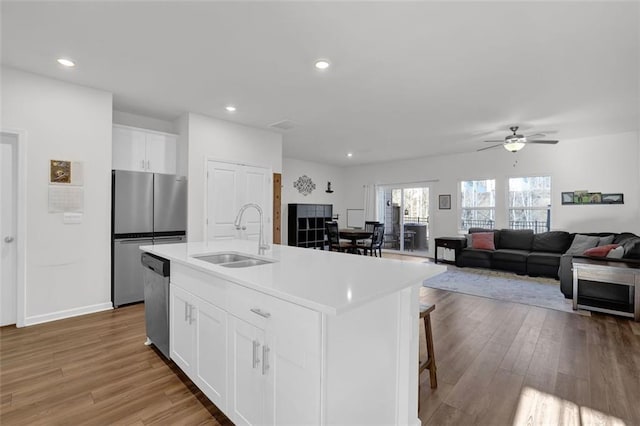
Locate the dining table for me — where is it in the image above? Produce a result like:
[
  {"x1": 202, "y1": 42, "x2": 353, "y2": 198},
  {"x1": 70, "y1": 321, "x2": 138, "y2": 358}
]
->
[{"x1": 339, "y1": 228, "x2": 373, "y2": 254}]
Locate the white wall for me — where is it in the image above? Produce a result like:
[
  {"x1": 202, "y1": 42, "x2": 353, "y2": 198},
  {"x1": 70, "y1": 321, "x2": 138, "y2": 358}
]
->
[
  {"x1": 343, "y1": 131, "x2": 640, "y2": 257},
  {"x1": 282, "y1": 158, "x2": 346, "y2": 245},
  {"x1": 1, "y1": 67, "x2": 113, "y2": 325},
  {"x1": 185, "y1": 113, "x2": 282, "y2": 241},
  {"x1": 113, "y1": 110, "x2": 176, "y2": 134}
]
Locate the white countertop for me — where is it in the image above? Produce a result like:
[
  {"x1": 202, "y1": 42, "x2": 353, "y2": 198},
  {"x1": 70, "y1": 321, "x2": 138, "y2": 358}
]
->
[{"x1": 141, "y1": 240, "x2": 446, "y2": 315}]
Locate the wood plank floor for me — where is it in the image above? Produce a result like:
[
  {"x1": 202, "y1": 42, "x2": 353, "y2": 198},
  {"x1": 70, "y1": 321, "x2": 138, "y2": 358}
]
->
[{"x1": 2, "y1": 261, "x2": 639, "y2": 425}]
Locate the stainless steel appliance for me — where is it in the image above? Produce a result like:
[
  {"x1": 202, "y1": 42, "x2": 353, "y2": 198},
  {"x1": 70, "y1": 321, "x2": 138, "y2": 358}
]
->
[
  {"x1": 112, "y1": 170, "x2": 186, "y2": 307},
  {"x1": 141, "y1": 252, "x2": 170, "y2": 359}
]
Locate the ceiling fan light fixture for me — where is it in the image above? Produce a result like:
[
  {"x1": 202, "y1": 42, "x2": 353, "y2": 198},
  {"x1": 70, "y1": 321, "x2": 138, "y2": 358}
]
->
[{"x1": 504, "y1": 141, "x2": 526, "y2": 152}]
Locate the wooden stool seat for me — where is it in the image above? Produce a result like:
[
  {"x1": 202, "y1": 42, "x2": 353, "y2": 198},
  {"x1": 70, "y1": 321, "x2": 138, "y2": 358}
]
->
[{"x1": 418, "y1": 303, "x2": 437, "y2": 411}]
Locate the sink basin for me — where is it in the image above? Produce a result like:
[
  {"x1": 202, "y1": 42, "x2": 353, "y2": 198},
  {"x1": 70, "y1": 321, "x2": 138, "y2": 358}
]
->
[
  {"x1": 221, "y1": 259, "x2": 272, "y2": 268},
  {"x1": 194, "y1": 253, "x2": 253, "y2": 264},
  {"x1": 192, "y1": 252, "x2": 276, "y2": 268}
]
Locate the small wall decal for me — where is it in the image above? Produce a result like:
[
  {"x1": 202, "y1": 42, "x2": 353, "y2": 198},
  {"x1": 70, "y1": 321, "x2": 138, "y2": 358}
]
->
[{"x1": 293, "y1": 175, "x2": 316, "y2": 196}]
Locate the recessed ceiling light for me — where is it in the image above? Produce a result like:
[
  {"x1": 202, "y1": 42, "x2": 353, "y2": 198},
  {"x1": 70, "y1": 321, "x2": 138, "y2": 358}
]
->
[
  {"x1": 225, "y1": 106, "x2": 237, "y2": 112},
  {"x1": 57, "y1": 58, "x2": 75, "y2": 67},
  {"x1": 314, "y1": 60, "x2": 330, "y2": 70},
  {"x1": 347, "y1": 152, "x2": 353, "y2": 158}
]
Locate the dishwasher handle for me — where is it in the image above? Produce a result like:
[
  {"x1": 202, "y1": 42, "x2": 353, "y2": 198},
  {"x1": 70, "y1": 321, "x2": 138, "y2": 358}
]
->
[{"x1": 141, "y1": 252, "x2": 170, "y2": 277}]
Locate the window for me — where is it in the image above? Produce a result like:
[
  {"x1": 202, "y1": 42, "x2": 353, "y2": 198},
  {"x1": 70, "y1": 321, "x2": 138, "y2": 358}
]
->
[
  {"x1": 460, "y1": 179, "x2": 495, "y2": 231},
  {"x1": 508, "y1": 176, "x2": 551, "y2": 233}
]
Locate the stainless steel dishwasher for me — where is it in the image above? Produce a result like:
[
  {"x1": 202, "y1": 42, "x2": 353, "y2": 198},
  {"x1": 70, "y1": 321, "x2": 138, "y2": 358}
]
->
[{"x1": 141, "y1": 252, "x2": 170, "y2": 359}]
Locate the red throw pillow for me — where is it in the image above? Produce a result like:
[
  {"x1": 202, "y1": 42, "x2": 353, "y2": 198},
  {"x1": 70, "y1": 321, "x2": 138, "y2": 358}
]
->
[
  {"x1": 472, "y1": 232, "x2": 495, "y2": 250},
  {"x1": 583, "y1": 244, "x2": 619, "y2": 257}
]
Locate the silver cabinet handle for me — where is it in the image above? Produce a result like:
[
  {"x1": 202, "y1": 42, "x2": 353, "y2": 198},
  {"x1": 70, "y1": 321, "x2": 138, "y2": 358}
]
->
[
  {"x1": 262, "y1": 345, "x2": 270, "y2": 375},
  {"x1": 250, "y1": 308, "x2": 271, "y2": 319},
  {"x1": 4, "y1": 236, "x2": 14, "y2": 243},
  {"x1": 147, "y1": 160, "x2": 150, "y2": 170},
  {"x1": 188, "y1": 304, "x2": 195, "y2": 324},
  {"x1": 252, "y1": 340, "x2": 261, "y2": 368},
  {"x1": 141, "y1": 159, "x2": 145, "y2": 169},
  {"x1": 184, "y1": 302, "x2": 189, "y2": 322}
]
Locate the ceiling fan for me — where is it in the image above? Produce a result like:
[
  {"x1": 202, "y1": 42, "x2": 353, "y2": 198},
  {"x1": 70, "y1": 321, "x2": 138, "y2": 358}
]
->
[{"x1": 478, "y1": 126, "x2": 559, "y2": 152}]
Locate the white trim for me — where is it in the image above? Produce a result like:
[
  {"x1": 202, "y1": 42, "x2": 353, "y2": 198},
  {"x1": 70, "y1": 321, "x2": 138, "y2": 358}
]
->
[
  {"x1": 1, "y1": 129, "x2": 27, "y2": 327},
  {"x1": 112, "y1": 123, "x2": 178, "y2": 137},
  {"x1": 24, "y1": 302, "x2": 113, "y2": 327}
]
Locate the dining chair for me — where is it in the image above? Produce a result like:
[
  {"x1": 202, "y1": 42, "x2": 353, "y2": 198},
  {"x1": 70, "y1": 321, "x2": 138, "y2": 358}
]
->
[
  {"x1": 364, "y1": 223, "x2": 385, "y2": 257},
  {"x1": 357, "y1": 221, "x2": 379, "y2": 250},
  {"x1": 326, "y1": 221, "x2": 354, "y2": 253}
]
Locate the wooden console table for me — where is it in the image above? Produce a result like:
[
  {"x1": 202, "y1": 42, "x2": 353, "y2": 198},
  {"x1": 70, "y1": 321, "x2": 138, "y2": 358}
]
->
[
  {"x1": 434, "y1": 237, "x2": 466, "y2": 265},
  {"x1": 572, "y1": 258, "x2": 640, "y2": 321}
]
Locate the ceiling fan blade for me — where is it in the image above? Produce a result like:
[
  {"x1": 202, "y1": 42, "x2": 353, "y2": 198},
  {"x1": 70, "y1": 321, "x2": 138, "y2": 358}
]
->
[
  {"x1": 477, "y1": 144, "x2": 503, "y2": 152},
  {"x1": 528, "y1": 140, "x2": 559, "y2": 144},
  {"x1": 524, "y1": 133, "x2": 546, "y2": 139},
  {"x1": 483, "y1": 140, "x2": 505, "y2": 143}
]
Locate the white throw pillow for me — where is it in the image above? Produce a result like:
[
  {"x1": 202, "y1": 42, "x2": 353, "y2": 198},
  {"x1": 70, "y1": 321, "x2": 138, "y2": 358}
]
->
[
  {"x1": 566, "y1": 234, "x2": 600, "y2": 255},
  {"x1": 606, "y1": 246, "x2": 625, "y2": 259}
]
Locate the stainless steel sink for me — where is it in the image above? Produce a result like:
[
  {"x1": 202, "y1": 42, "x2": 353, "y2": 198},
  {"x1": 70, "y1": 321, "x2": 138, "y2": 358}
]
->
[
  {"x1": 220, "y1": 259, "x2": 272, "y2": 268},
  {"x1": 193, "y1": 253, "x2": 253, "y2": 264},
  {"x1": 192, "y1": 252, "x2": 275, "y2": 268}
]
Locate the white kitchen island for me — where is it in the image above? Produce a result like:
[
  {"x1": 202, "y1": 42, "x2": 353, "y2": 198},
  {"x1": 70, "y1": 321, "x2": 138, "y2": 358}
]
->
[{"x1": 141, "y1": 240, "x2": 445, "y2": 426}]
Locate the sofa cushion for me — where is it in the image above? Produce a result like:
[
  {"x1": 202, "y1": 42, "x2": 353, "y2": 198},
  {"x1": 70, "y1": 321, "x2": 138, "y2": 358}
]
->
[
  {"x1": 498, "y1": 229, "x2": 534, "y2": 251},
  {"x1": 527, "y1": 251, "x2": 562, "y2": 266},
  {"x1": 472, "y1": 232, "x2": 495, "y2": 250},
  {"x1": 565, "y1": 234, "x2": 599, "y2": 255},
  {"x1": 492, "y1": 249, "x2": 530, "y2": 263},
  {"x1": 584, "y1": 244, "x2": 619, "y2": 257},
  {"x1": 469, "y1": 228, "x2": 500, "y2": 247},
  {"x1": 622, "y1": 238, "x2": 640, "y2": 259},
  {"x1": 607, "y1": 246, "x2": 625, "y2": 259},
  {"x1": 532, "y1": 231, "x2": 571, "y2": 253},
  {"x1": 597, "y1": 235, "x2": 615, "y2": 246}
]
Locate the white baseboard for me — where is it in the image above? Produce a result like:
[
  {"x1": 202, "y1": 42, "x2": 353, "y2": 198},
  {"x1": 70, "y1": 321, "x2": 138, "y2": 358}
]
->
[{"x1": 23, "y1": 302, "x2": 114, "y2": 327}]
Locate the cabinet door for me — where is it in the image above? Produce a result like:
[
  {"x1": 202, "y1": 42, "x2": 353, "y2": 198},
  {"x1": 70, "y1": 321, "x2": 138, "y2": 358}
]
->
[
  {"x1": 146, "y1": 133, "x2": 177, "y2": 174},
  {"x1": 241, "y1": 166, "x2": 272, "y2": 243},
  {"x1": 170, "y1": 284, "x2": 195, "y2": 374},
  {"x1": 112, "y1": 126, "x2": 147, "y2": 171},
  {"x1": 195, "y1": 299, "x2": 228, "y2": 410},
  {"x1": 264, "y1": 305, "x2": 321, "y2": 425},
  {"x1": 228, "y1": 315, "x2": 265, "y2": 426}
]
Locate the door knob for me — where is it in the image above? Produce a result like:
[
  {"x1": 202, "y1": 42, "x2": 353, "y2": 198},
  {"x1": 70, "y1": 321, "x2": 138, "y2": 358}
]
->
[{"x1": 4, "y1": 236, "x2": 14, "y2": 243}]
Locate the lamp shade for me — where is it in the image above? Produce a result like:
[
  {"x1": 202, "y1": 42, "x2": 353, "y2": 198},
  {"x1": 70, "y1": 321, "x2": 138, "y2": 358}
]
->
[{"x1": 503, "y1": 141, "x2": 526, "y2": 152}]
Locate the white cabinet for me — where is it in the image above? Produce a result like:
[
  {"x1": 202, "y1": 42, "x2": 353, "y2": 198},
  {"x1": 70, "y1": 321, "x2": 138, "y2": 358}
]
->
[
  {"x1": 170, "y1": 264, "x2": 321, "y2": 425},
  {"x1": 170, "y1": 284, "x2": 195, "y2": 373},
  {"x1": 228, "y1": 316, "x2": 266, "y2": 426},
  {"x1": 112, "y1": 125, "x2": 177, "y2": 174},
  {"x1": 170, "y1": 283, "x2": 228, "y2": 410}
]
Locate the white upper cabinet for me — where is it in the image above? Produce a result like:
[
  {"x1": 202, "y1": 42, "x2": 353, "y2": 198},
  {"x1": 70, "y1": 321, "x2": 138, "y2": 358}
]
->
[{"x1": 112, "y1": 125, "x2": 177, "y2": 174}]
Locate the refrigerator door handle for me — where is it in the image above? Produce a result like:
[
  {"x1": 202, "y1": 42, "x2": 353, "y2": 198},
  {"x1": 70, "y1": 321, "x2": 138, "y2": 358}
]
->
[
  {"x1": 116, "y1": 238, "x2": 154, "y2": 244},
  {"x1": 154, "y1": 236, "x2": 184, "y2": 242}
]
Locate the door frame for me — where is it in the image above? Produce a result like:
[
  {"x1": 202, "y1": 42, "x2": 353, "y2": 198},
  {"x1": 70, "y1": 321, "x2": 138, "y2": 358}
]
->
[
  {"x1": 378, "y1": 181, "x2": 433, "y2": 258},
  {"x1": 203, "y1": 157, "x2": 273, "y2": 242},
  {"x1": 1, "y1": 129, "x2": 27, "y2": 327}
]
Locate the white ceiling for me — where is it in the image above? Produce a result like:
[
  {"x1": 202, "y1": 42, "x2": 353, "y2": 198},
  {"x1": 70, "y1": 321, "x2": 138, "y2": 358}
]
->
[{"x1": 2, "y1": 1, "x2": 638, "y2": 166}]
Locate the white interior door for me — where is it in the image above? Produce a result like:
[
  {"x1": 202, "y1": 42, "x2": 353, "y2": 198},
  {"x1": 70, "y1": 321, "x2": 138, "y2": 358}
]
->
[
  {"x1": 207, "y1": 162, "x2": 241, "y2": 241},
  {"x1": 206, "y1": 161, "x2": 271, "y2": 243},
  {"x1": 1, "y1": 133, "x2": 17, "y2": 326},
  {"x1": 241, "y1": 166, "x2": 271, "y2": 242}
]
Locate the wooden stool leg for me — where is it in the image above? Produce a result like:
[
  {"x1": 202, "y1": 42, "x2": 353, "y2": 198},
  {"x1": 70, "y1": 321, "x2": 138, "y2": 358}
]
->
[{"x1": 424, "y1": 314, "x2": 437, "y2": 389}]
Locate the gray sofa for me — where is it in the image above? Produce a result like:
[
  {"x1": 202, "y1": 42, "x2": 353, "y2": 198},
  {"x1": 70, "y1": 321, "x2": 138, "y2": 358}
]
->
[{"x1": 456, "y1": 228, "x2": 640, "y2": 301}]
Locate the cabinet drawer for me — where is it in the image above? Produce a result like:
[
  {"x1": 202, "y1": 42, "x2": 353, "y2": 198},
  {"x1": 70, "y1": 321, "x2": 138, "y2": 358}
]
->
[
  {"x1": 437, "y1": 239, "x2": 463, "y2": 249},
  {"x1": 228, "y1": 283, "x2": 319, "y2": 332},
  {"x1": 577, "y1": 267, "x2": 635, "y2": 286},
  {"x1": 172, "y1": 264, "x2": 229, "y2": 309}
]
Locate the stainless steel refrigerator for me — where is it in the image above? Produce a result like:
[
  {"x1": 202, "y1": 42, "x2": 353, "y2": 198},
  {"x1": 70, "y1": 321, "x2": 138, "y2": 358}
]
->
[{"x1": 112, "y1": 170, "x2": 187, "y2": 307}]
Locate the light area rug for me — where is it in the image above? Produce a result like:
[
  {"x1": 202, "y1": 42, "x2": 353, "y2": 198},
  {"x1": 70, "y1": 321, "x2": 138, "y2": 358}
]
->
[{"x1": 423, "y1": 265, "x2": 585, "y2": 314}]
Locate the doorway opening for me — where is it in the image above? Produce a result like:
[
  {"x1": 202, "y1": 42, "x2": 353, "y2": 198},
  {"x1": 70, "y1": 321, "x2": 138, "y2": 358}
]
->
[
  {"x1": 1, "y1": 132, "x2": 19, "y2": 326},
  {"x1": 379, "y1": 184, "x2": 431, "y2": 257}
]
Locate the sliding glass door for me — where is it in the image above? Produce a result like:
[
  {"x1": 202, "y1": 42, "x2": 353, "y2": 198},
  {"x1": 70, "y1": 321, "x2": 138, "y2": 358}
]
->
[{"x1": 380, "y1": 184, "x2": 430, "y2": 256}]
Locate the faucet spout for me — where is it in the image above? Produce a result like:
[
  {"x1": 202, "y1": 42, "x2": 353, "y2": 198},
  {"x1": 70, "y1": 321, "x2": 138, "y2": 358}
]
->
[{"x1": 234, "y1": 203, "x2": 270, "y2": 253}]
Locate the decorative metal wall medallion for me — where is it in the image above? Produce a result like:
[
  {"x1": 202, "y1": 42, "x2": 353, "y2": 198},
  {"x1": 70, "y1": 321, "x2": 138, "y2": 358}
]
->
[{"x1": 293, "y1": 175, "x2": 316, "y2": 196}]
